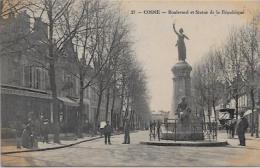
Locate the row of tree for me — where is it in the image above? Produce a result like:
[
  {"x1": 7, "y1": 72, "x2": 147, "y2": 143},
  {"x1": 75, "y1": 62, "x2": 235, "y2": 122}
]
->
[
  {"x1": 0, "y1": 0, "x2": 151, "y2": 142},
  {"x1": 192, "y1": 14, "x2": 260, "y2": 137}
]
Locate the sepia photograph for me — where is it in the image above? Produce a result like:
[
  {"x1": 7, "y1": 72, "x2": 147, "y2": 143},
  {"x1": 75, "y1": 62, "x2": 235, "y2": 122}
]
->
[{"x1": 0, "y1": 0, "x2": 260, "y2": 167}]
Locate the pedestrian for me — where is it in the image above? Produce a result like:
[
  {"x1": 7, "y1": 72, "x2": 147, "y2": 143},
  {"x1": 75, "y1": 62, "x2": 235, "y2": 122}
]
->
[
  {"x1": 229, "y1": 118, "x2": 236, "y2": 139},
  {"x1": 104, "y1": 121, "x2": 112, "y2": 145},
  {"x1": 153, "y1": 120, "x2": 156, "y2": 140},
  {"x1": 224, "y1": 121, "x2": 230, "y2": 136},
  {"x1": 15, "y1": 115, "x2": 24, "y2": 149},
  {"x1": 149, "y1": 121, "x2": 153, "y2": 140},
  {"x1": 42, "y1": 118, "x2": 49, "y2": 143},
  {"x1": 156, "y1": 120, "x2": 161, "y2": 141},
  {"x1": 22, "y1": 121, "x2": 32, "y2": 148},
  {"x1": 122, "y1": 119, "x2": 130, "y2": 144},
  {"x1": 236, "y1": 112, "x2": 249, "y2": 146}
]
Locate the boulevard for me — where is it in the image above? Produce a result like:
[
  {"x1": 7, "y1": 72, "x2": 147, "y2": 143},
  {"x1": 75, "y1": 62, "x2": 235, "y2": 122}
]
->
[{"x1": 2, "y1": 131, "x2": 260, "y2": 167}]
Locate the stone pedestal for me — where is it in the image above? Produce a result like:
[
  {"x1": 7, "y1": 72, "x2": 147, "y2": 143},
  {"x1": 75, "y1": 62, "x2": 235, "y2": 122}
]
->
[
  {"x1": 162, "y1": 61, "x2": 204, "y2": 141},
  {"x1": 171, "y1": 61, "x2": 192, "y2": 118}
]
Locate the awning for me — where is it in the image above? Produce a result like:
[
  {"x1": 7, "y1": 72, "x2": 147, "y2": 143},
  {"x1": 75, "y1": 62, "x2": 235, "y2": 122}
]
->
[
  {"x1": 219, "y1": 108, "x2": 235, "y2": 113},
  {"x1": 244, "y1": 109, "x2": 256, "y2": 116},
  {"x1": 58, "y1": 97, "x2": 79, "y2": 107},
  {"x1": 1, "y1": 84, "x2": 51, "y2": 99},
  {"x1": 219, "y1": 113, "x2": 230, "y2": 120}
]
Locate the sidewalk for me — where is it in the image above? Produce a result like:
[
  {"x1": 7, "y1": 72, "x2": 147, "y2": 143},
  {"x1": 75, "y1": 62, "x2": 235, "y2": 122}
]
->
[
  {"x1": 1, "y1": 131, "x2": 126, "y2": 155},
  {"x1": 1, "y1": 133, "x2": 102, "y2": 154},
  {"x1": 217, "y1": 131, "x2": 260, "y2": 147}
]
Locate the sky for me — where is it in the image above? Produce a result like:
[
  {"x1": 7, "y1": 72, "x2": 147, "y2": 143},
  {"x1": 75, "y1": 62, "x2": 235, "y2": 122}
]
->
[{"x1": 116, "y1": 0, "x2": 260, "y2": 112}]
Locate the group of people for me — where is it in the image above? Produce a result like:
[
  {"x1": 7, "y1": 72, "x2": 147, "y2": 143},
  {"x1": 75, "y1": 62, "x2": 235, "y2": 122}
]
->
[
  {"x1": 15, "y1": 112, "x2": 49, "y2": 149},
  {"x1": 224, "y1": 112, "x2": 249, "y2": 146},
  {"x1": 102, "y1": 119, "x2": 131, "y2": 145},
  {"x1": 149, "y1": 120, "x2": 161, "y2": 141}
]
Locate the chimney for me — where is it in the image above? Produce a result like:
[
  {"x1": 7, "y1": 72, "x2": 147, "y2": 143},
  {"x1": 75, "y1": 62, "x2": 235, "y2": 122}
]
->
[{"x1": 33, "y1": 17, "x2": 48, "y2": 39}]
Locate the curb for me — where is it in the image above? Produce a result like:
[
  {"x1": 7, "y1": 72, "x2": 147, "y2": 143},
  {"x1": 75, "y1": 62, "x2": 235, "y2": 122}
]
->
[
  {"x1": 1, "y1": 132, "x2": 126, "y2": 155},
  {"x1": 140, "y1": 141, "x2": 229, "y2": 147},
  {"x1": 1, "y1": 136, "x2": 102, "y2": 155}
]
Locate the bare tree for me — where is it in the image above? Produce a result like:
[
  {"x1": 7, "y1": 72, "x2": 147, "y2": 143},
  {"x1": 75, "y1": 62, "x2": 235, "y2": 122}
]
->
[
  {"x1": 216, "y1": 28, "x2": 247, "y2": 120},
  {"x1": 26, "y1": 0, "x2": 85, "y2": 143},
  {"x1": 239, "y1": 17, "x2": 259, "y2": 137}
]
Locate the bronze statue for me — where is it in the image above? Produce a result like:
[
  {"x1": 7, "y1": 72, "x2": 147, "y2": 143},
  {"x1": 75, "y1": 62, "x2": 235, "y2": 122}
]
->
[
  {"x1": 173, "y1": 24, "x2": 189, "y2": 61},
  {"x1": 176, "y1": 97, "x2": 188, "y2": 118}
]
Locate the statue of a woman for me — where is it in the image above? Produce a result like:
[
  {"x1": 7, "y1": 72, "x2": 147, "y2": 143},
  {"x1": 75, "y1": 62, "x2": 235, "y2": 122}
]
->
[{"x1": 173, "y1": 24, "x2": 189, "y2": 61}]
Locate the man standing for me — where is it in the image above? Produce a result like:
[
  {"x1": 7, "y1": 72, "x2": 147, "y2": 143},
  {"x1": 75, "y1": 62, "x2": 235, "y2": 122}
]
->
[
  {"x1": 42, "y1": 118, "x2": 49, "y2": 143},
  {"x1": 230, "y1": 118, "x2": 237, "y2": 139},
  {"x1": 157, "y1": 120, "x2": 161, "y2": 141},
  {"x1": 123, "y1": 119, "x2": 130, "y2": 144},
  {"x1": 104, "y1": 121, "x2": 112, "y2": 145},
  {"x1": 237, "y1": 112, "x2": 249, "y2": 146}
]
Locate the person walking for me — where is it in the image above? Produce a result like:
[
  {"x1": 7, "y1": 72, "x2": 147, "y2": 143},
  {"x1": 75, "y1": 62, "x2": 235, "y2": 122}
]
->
[
  {"x1": 236, "y1": 112, "x2": 249, "y2": 146},
  {"x1": 104, "y1": 121, "x2": 112, "y2": 145},
  {"x1": 122, "y1": 119, "x2": 130, "y2": 144}
]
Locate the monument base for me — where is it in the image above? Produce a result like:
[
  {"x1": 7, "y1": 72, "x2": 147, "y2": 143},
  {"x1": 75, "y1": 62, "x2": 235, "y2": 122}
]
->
[
  {"x1": 161, "y1": 115, "x2": 204, "y2": 141},
  {"x1": 161, "y1": 132, "x2": 204, "y2": 141}
]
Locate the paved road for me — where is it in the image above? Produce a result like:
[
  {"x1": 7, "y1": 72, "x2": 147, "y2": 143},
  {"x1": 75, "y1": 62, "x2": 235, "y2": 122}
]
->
[{"x1": 2, "y1": 131, "x2": 260, "y2": 167}]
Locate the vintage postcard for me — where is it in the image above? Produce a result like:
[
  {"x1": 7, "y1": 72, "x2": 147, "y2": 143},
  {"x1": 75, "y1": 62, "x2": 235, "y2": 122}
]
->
[{"x1": 1, "y1": 0, "x2": 260, "y2": 167}]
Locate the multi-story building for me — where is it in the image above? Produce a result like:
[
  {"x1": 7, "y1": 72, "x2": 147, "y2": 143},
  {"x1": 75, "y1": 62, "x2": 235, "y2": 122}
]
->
[
  {"x1": 1, "y1": 11, "x2": 52, "y2": 128},
  {"x1": 0, "y1": 10, "x2": 122, "y2": 133},
  {"x1": 0, "y1": 11, "x2": 80, "y2": 132}
]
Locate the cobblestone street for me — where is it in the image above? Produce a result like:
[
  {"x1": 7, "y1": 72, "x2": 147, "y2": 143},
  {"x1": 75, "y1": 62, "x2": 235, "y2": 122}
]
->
[{"x1": 2, "y1": 131, "x2": 260, "y2": 167}]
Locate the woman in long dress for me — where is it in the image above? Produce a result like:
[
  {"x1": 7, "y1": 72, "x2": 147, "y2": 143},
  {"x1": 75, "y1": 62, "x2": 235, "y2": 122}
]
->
[{"x1": 173, "y1": 24, "x2": 189, "y2": 61}]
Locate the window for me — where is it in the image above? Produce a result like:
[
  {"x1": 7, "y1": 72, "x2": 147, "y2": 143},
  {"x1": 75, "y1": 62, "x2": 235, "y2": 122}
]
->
[
  {"x1": 24, "y1": 65, "x2": 48, "y2": 90},
  {"x1": 35, "y1": 68, "x2": 41, "y2": 89},
  {"x1": 63, "y1": 74, "x2": 74, "y2": 97},
  {"x1": 24, "y1": 65, "x2": 32, "y2": 87},
  {"x1": 75, "y1": 78, "x2": 79, "y2": 96}
]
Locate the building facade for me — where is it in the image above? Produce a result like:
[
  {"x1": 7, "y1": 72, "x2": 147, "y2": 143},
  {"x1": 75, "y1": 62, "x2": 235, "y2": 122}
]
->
[{"x1": 0, "y1": 10, "x2": 123, "y2": 133}]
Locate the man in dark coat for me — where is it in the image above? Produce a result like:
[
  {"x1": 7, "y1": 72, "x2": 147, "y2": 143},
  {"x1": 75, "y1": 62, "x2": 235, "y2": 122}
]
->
[
  {"x1": 42, "y1": 118, "x2": 49, "y2": 143},
  {"x1": 104, "y1": 121, "x2": 112, "y2": 145},
  {"x1": 156, "y1": 120, "x2": 161, "y2": 141},
  {"x1": 236, "y1": 112, "x2": 249, "y2": 146},
  {"x1": 123, "y1": 119, "x2": 130, "y2": 144},
  {"x1": 22, "y1": 121, "x2": 32, "y2": 148},
  {"x1": 229, "y1": 118, "x2": 237, "y2": 139}
]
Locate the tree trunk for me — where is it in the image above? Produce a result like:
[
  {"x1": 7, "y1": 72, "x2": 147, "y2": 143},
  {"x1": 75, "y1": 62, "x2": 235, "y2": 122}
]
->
[
  {"x1": 207, "y1": 103, "x2": 212, "y2": 132},
  {"x1": 212, "y1": 99, "x2": 217, "y2": 122},
  {"x1": 105, "y1": 88, "x2": 110, "y2": 121},
  {"x1": 123, "y1": 93, "x2": 130, "y2": 128},
  {"x1": 94, "y1": 88, "x2": 103, "y2": 133},
  {"x1": 78, "y1": 72, "x2": 84, "y2": 138},
  {"x1": 256, "y1": 106, "x2": 259, "y2": 138},
  {"x1": 235, "y1": 94, "x2": 239, "y2": 120},
  {"x1": 48, "y1": 5, "x2": 60, "y2": 143},
  {"x1": 49, "y1": 62, "x2": 60, "y2": 143},
  {"x1": 118, "y1": 81, "x2": 125, "y2": 130},
  {"x1": 110, "y1": 86, "x2": 116, "y2": 129},
  {"x1": 250, "y1": 88, "x2": 255, "y2": 137}
]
